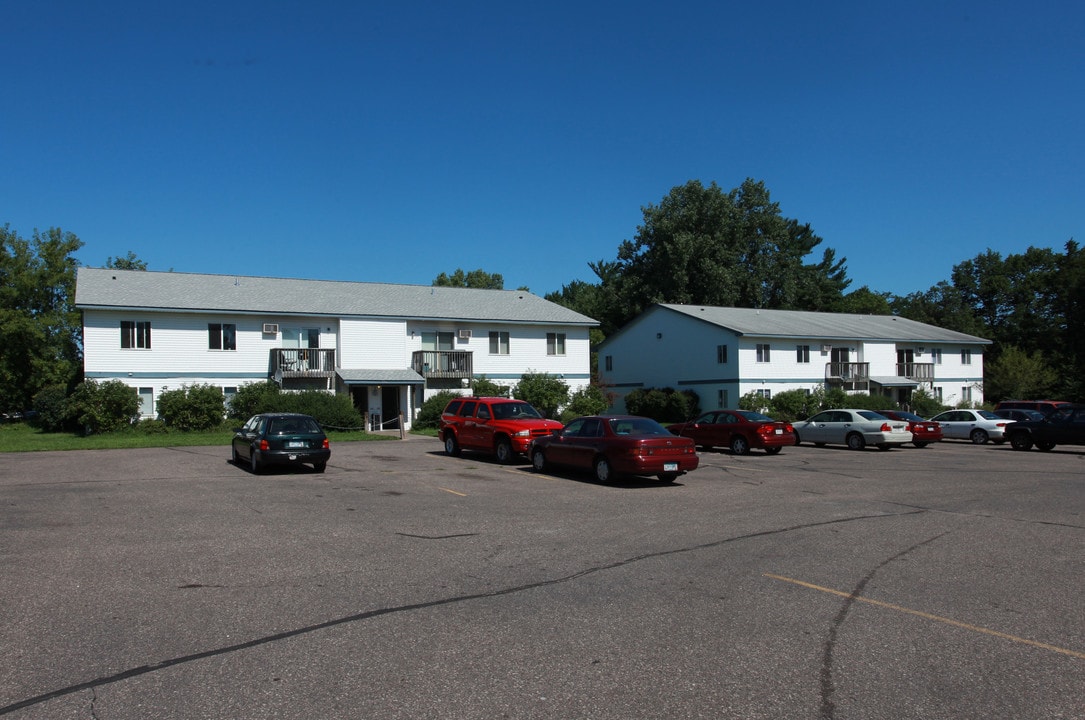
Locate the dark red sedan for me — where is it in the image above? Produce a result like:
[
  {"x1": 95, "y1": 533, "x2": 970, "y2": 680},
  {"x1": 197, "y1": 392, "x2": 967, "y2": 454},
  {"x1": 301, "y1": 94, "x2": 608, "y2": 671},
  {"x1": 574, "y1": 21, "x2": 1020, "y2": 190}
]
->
[
  {"x1": 667, "y1": 410, "x2": 796, "y2": 455},
  {"x1": 529, "y1": 415, "x2": 699, "y2": 483},
  {"x1": 882, "y1": 410, "x2": 943, "y2": 448}
]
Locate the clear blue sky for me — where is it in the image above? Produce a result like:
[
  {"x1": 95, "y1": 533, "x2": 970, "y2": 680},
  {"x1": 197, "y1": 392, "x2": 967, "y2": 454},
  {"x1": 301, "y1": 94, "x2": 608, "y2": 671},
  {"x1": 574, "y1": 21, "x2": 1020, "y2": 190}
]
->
[{"x1": 3, "y1": 1, "x2": 1082, "y2": 299}]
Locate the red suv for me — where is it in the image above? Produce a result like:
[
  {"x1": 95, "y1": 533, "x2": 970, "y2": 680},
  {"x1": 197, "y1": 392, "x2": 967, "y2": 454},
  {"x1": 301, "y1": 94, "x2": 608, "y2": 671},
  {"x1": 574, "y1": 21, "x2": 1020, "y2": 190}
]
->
[{"x1": 439, "y1": 397, "x2": 563, "y2": 464}]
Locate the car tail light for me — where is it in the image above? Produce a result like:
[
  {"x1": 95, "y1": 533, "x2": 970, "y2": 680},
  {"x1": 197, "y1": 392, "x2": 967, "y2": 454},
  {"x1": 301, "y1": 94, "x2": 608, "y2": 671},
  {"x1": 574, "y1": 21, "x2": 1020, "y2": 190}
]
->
[
  {"x1": 259, "y1": 439, "x2": 270, "y2": 451},
  {"x1": 322, "y1": 438, "x2": 330, "y2": 449},
  {"x1": 995, "y1": 422, "x2": 1007, "y2": 428},
  {"x1": 880, "y1": 423, "x2": 892, "y2": 432}
]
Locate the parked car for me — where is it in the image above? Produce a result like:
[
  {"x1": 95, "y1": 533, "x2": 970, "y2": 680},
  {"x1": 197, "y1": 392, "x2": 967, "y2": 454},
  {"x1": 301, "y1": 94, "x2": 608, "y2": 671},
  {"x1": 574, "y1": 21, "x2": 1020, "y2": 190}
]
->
[
  {"x1": 994, "y1": 408, "x2": 1046, "y2": 423},
  {"x1": 1007, "y1": 404, "x2": 1085, "y2": 451},
  {"x1": 667, "y1": 410, "x2": 796, "y2": 455},
  {"x1": 793, "y1": 409, "x2": 912, "y2": 450},
  {"x1": 993, "y1": 400, "x2": 1071, "y2": 416},
  {"x1": 881, "y1": 410, "x2": 944, "y2": 448},
  {"x1": 929, "y1": 409, "x2": 1013, "y2": 444},
  {"x1": 439, "y1": 396, "x2": 563, "y2": 463},
  {"x1": 231, "y1": 412, "x2": 330, "y2": 474},
  {"x1": 529, "y1": 415, "x2": 699, "y2": 483}
]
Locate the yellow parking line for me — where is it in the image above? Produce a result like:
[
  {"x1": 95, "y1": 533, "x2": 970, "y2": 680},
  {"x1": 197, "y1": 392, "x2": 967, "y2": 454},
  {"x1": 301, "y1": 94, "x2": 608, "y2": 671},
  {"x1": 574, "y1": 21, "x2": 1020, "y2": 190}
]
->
[
  {"x1": 437, "y1": 486, "x2": 467, "y2": 497},
  {"x1": 764, "y1": 573, "x2": 1085, "y2": 660}
]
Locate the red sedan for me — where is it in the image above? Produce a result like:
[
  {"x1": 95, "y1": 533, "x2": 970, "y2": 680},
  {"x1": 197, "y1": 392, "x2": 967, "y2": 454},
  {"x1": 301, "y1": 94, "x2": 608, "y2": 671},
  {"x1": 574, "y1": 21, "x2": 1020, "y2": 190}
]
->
[
  {"x1": 668, "y1": 410, "x2": 796, "y2": 455},
  {"x1": 529, "y1": 415, "x2": 699, "y2": 483},
  {"x1": 882, "y1": 410, "x2": 944, "y2": 447}
]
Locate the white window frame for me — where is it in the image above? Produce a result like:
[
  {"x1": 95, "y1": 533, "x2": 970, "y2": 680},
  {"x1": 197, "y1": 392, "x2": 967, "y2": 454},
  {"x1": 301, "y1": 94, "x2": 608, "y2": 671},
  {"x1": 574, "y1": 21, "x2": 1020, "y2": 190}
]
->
[
  {"x1": 208, "y1": 323, "x2": 237, "y2": 351},
  {"x1": 546, "y1": 332, "x2": 566, "y2": 356},
  {"x1": 489, "y1": 331, "x2": 510, "y2": 355},
  {"x1": 796, "y1": 345, "x2": 810, "y2": 364},
  {"x1": 756, "y1": 344, "x2": 771, "y2": 363},
  {"x1": 121, "y1": 320, "x2": 151, "y2": 349}
]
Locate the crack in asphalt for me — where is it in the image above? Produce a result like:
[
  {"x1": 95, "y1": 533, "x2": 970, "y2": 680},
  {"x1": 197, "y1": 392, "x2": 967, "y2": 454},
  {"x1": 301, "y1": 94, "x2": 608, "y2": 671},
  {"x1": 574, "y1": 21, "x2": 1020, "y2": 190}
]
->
[
  {"x1": 0, "y1": 509, "x2": 922, "y2": 715},
  {"x1": 818, "y1": 531, "x2": 950, "y2": 720}
]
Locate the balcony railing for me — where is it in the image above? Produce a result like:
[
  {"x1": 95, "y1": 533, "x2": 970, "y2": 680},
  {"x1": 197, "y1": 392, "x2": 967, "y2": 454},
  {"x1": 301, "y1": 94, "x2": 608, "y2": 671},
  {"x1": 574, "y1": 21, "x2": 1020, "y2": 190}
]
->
[
  {"x1": 825, "y1": 362, "x2": 870, "y2": 390},
  {"x1": 412, "y1": 350, "x2": 473, "y2": 380},
  {"x1": 272, "y1": 348, "x2": 336, "y2": 379},
  {"x1": 897, "y1": 362, "x2": 934, "y2": 382}
]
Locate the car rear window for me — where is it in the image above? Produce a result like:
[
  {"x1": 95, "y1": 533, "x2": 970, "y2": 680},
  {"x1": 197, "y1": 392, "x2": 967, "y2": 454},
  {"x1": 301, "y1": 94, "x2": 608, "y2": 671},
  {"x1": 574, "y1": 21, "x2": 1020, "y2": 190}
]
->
[{"x1": 269, "y1": 417, "x2": 320, "y2": 435}]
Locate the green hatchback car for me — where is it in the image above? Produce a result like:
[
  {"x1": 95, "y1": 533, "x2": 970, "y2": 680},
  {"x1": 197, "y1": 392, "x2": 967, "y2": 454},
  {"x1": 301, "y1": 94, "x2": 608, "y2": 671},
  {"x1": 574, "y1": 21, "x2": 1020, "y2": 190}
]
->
[{"x1": 232, "y1": 412, "x2": 331, "y2": 474}]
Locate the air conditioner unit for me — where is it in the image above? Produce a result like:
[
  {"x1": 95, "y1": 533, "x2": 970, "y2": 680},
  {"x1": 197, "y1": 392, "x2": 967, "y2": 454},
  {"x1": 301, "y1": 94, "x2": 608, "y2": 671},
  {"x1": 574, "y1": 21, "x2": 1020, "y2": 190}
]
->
[
  {"x1": 458, "y1": 329, "x2": 472, "y2": 340},
  {"x1": 262, "y1": 323, "x2": 279, "y2": 334},
  {"x1": 821, "y1": 345, "x2": 832, "y2": 354}
]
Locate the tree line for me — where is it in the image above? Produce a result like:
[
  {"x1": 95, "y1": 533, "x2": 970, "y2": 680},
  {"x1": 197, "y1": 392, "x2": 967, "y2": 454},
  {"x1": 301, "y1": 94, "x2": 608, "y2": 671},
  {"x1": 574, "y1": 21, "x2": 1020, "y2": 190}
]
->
[{"x1": 2, "y1": 179, "x2": 1081, "y2": 416}]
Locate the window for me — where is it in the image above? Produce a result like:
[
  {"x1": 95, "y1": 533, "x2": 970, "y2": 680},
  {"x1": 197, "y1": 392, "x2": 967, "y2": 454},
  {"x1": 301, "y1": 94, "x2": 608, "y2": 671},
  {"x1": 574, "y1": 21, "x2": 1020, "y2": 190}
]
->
[
  {"x1": 717, "y1": 389, "x2": 728, "y2": 408},
  {"x1": 137, "y1": 387, "x2": 153, "y2": 416},
  {"x1": 796, "y1": 345, "x2": 810, "y2": 363},
  {"x1": 930, "y1": 348, "x2": 943, "y2": 364},
  {"x1": 208, "y1": 323, "x2": 237, "y2": 350},
  {"x1": 961, "y1": 386, "x2": 972, "y2": 403},
  {"x1": 605, "y1": 355, "x2": 613, "y2": 371},
  {"x1": 489, "y1": 331, "x2": 509, "y2": 355},
  {"x1": 717, "y1": 345, "x2": 728, "y2": 364},
  {"x1": 933, "y1": 387, "x2": 943, "y2": 402},
  {"x1": 546, "y1": 332, "x2": 566, "y2": 356},
  {"x1": 756, "y1": 344, "x2": 771, "y2": 363},
  {"x1": 120, "y1": 320, "x2": 151, "y2": 349},
  {"x1": 961, "y1": 349, "x2": 972, "y2": 365},
  {"x1": 755, "y1": 389, "x2": 772, "y2": 400},
  {"x1": 223, "y1": 386, "x2": 237, "y2": 411}
]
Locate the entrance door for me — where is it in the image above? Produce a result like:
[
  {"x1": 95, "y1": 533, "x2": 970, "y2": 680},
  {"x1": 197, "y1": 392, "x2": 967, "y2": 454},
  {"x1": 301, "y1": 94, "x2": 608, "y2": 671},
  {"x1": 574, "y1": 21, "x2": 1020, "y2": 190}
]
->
[
  {"x1": 283, "y1": 328, "x2": 320, "y2": 369},
  {"x1": 422, "y1": 331, "x2": 455, "y2": 370},
  {"x1": 382, "y1": 386, "x2": 400, "y2": 428}
]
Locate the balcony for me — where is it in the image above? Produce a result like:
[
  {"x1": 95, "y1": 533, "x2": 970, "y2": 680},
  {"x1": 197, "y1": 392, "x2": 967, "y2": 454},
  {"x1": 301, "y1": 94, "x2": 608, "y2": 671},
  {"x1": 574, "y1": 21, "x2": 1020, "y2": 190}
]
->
[
  {"x1": 271, "y1": 348, "x2": 336, "y2": 380},
  {"x1": 412, "y1": 350, "x2": 473, "y2": 380},
  {"x1": 825, "y1": 362, "x2": 870, "y2": 391},
  {"x1": 897, "y1": 362, "x2": 935, "y2": 383}
]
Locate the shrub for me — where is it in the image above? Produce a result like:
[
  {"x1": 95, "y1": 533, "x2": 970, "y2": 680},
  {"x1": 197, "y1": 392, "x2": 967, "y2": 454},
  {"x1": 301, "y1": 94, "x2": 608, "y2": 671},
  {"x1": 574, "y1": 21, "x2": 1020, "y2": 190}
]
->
[
  {"x1": 275, "y1": 391, "x2": 364, "y2": 430},
  {"x1": 842, "y1": 393, "x2": 899, "y2": 412},
  {"x1": 31, "y1": 384, "x2": 71, "y2": 432},
  {"x1": 157, "y1": 384, "x2": 226, "y2": 431},
  {"x1": 560, "y1": 384, "x2": 609, "y2": 423},
  {"x1": 472, "y1": 375, "x2": 509, "y2": 397},
  {"x1": 767, "y1": 389, "x2": 819, "y2": 423},
  {"x1": 908, "y1": 389, "x2": 945, "y2": 418},
  {"x1": 66, "y1": 380, "x2": 140, "y2": 434},
  {"x1": 625, "y1": 387, "x2": 700, "y2": 423},
  {"x1": 415, "y1": 390, "x2": 460, "y2": 430},
  {"x1": 512, "y1": 372, "x2": 569, "y2": 419},
  {"x1": 227, "y1": 381, "x2": 282, "y2": 420}
]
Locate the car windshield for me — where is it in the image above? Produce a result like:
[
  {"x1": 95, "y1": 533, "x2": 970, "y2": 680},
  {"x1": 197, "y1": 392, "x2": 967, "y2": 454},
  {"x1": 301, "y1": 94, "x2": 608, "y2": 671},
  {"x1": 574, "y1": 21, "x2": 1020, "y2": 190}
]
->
[
  {"x1": 736, "y1": 411, "x2": 774, "y2": 422},
  {"x1": 268, "y1": 417, "x2": 321, "y2": 435},
  {"x1": 608, "y1": 417, "x2": 669, "y2": 436},
  {"x1": 857, "y1": 411, "x2": 889, "y2": 421},
  {"x1": 492, "y1": 402, "x2": 543, "y2": 420}
]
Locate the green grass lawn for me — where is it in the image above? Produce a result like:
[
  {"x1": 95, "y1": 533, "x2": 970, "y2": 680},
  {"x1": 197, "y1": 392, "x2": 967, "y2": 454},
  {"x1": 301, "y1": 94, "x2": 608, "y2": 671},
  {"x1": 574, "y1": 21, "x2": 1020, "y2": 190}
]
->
[{"x1": 0, "y1": 422, "x2": 400, "y2": 453}]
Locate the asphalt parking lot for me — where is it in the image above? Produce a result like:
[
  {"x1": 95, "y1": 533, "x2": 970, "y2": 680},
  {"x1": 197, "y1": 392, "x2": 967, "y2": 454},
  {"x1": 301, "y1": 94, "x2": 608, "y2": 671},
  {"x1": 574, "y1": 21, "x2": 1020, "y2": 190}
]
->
[{"x1": 1, "y1": 436, "x2": 1083, "y2": 719}]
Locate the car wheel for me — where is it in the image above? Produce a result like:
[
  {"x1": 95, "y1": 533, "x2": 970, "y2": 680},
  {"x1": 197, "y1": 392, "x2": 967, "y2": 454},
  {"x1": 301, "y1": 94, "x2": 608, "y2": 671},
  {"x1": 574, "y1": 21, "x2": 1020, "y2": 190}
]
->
[
  {"x1": 657, "y1": 473, "x2": 678, "y2": 483},
  {"x1": 531, "y1": 449, "x2": 547, "y2": 473},
  {"x1": 969, "y1": 429, "x2": 989, "y2": 445},
  {"x1": 913, "y1": 441, "x2": 929, "y2": 448},
  {"x1": 846, "y1": 433, "x2": 866, "y2": 451},
  {"x1": 495, "y1": 438, "x2": 514, "y2": 464},
  {"x1": 792, "y1": 432, "x2": 801, "y2": 445},
  {"x1": 1009, "y1": 433, "x2": 1033, "y2": 451},
  {"x1": 444, "y1": 433, "x2": 461, "y2": 457},
  {"x1": 250, "y1": 450, "x2": 262, "y2": 475},
  {"x1": 593, "y1": 457, "x2": 613, "y2": 483},
  {"x1": 1036, "y1": 441, "x2": 1056, "y2": 451},
  {"x1": 729, "y1": 435, "x2": 750, "y2": 456},
  {"x1": 764, "y1": 447, "x2": 782, "y2": 455},
  {"x1": 313, "y1": 461, "x2": 327, "y2": 473}
]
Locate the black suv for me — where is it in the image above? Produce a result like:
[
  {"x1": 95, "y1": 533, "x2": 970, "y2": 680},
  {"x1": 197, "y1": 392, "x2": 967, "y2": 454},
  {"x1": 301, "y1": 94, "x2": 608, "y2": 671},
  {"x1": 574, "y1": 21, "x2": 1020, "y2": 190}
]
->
[{"x1": 1006, "y1": 404, "x2": 1085, "y2": 451}]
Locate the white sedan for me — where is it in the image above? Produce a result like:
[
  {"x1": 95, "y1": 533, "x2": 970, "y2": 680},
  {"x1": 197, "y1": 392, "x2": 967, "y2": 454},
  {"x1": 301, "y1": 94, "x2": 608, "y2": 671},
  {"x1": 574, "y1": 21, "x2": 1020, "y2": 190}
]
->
[
  {"x1": 929, "y1": 409, "x2": 1013, "y2": 444},
  {"x1": 794, "y1": 409, "x2": 913, "y2": 450}
]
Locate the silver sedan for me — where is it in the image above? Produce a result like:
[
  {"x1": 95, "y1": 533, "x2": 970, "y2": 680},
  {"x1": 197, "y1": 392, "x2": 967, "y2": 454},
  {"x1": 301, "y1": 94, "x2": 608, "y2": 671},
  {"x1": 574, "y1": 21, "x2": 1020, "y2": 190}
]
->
[
  {"x1": 794, "y1": 409, "x2": 913, "y2": 450},
  {"x1": 930, "y1": 409, "x2": 1013, "y2": 444}
]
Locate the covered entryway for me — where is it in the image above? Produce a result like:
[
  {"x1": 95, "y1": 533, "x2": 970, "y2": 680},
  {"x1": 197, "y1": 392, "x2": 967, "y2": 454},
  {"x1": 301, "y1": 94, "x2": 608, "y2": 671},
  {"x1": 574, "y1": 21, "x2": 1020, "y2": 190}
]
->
[
  {"x1": 337, "y1": 368, "x2": 425, "y2": 432},
  {"x1": 870, "y1": 376, "x2": 920, "y2": 407}
]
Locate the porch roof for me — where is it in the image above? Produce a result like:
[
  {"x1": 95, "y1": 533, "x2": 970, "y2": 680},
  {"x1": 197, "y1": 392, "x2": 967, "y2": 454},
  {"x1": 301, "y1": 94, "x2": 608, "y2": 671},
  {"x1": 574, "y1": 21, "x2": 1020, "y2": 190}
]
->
[
  {"x1": 870, "y1": 375, "x2": 919, "y2": 387},
  {"x1": 337, "y1": 368, "x2": 424, "y2": 385}
]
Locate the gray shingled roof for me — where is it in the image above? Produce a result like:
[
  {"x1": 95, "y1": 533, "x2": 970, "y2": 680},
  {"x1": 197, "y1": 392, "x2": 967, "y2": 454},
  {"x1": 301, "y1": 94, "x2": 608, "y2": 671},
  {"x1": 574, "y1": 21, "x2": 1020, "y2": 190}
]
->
[
  {"x1": 657, "y1": 304, "x2": 990, "y2": 344},
  {"x1": 75, "y1": 268, "x2": 597, "y2": 326}
]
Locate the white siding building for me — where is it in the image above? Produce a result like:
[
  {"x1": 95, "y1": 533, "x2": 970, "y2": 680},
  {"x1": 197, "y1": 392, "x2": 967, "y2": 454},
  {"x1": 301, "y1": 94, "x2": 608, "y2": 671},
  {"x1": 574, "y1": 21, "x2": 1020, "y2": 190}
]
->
[
  {"x1": 76, "y1": 268, "x2": 597, "y2": 429},
  {"x1": 598, "y1": 304, "x2": 991, "y2": 412}
]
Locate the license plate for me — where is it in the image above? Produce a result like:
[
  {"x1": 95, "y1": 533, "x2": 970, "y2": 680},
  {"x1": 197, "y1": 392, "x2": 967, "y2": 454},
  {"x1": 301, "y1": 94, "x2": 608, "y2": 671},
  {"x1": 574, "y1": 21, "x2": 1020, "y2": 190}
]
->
[
  {"x1": 664, "y1": 463, "x2": 678, "y2": 472},
  {"x1": 774, "y1": 429, "x2": 783, "y2": 434},
  {"x1": 287, "y1": 441, "x2": 306, "y2": 448},
  {"x1": 288, "y1": 454, "x2": 297, "y2": 460}
]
